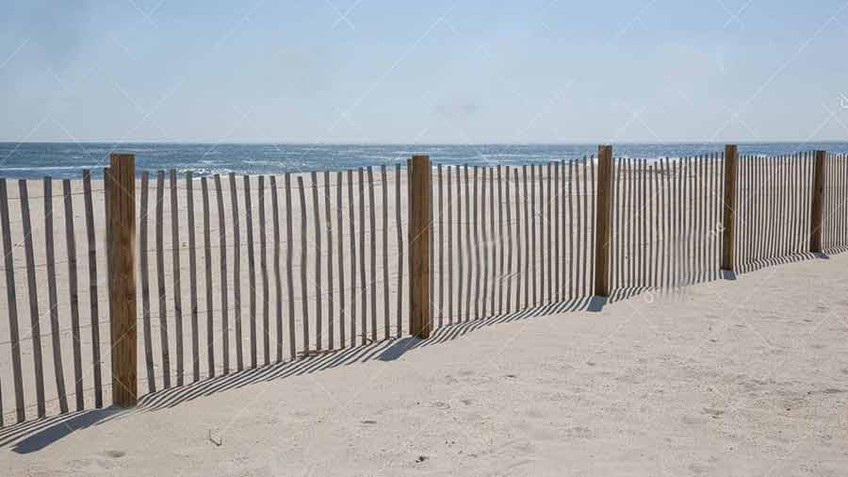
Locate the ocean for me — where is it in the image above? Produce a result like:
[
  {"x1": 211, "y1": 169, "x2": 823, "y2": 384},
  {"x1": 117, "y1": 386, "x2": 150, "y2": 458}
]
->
[{"x1": 1, "y1": 142, "x2": 847, "y2": 179}]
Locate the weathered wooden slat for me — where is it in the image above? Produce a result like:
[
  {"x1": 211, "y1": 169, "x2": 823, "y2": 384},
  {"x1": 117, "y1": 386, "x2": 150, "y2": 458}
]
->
[
  {"x1": 347, "y1": 170, "x2": 358, "y2": 345},
  {"x1": 553, "y1": 163, "x2": 560, "y2": 301},
  {"x1": 186, "y1": 172, "x2": 200, "y2": 382},
  {"x1": 456, "y1": 166, "x2": 463, "y2": 321},
  {"x1": 522, "y1": 166, "x2": 530, "y2": 306},
  {"x1": 504, "y1": 167, "x2": 513, "y2": 312},
  {"x1": 446, "y1": 166, "x2": 454, "y2": 324},
  {"x1": 529, "y1": 165, "x2": 537, "y2": 305},
  {"x1": 297, "y1": 176, "x2": 310, "y2": 354},
  {"x1": 478, "y1": 167, "x2": 486, "y2": 317},
  {"x1": 168, "y1": 170, "x2": 184, "y2": 387},
  {"x1": 473, "y1": 167, "x2": 481, "y2": 318},
  {"x1": 358, "y1": 168, "x2": 368, "y2": 342},
  {"x1": 437, "y1": 165, "x2": 444, "y2": 327},
  {"x1": 589, "y1": 158, "x2": 597, "y2": 291},
  {"x1": 336, "y1": 172, "x2": 346, "y2": 346},
  {"x1": 243, "y1": 175, "x2": 257, "y2": 367},
  {"x1": 641, "y1": 159, "x2": 648, "y2": 287},
  {"x1": 259, "y1": 176, "x2": 270, "y2": 363},
  {"x1": 458, "y1": 166, "x2": 465, "y2": 323},
  {"x1": 546, "y1": 163, "x2": 553, "y2": 302},
  {"x1": 513, "y1": 168, "x2": 522, "y2": 307},
  {"x1": 367, "y1": 167, "x2": 377, "y2": 341},
  {"x1": 0, "y1": 179, "x2": 25, "y2": 422},
  {"x1": 155, "y1": 171, "x2": 171, "y2": 388},
  {"x1": 382, "y1": 166, "x2": 390, "y2": 336},
  {"x1": 19, "y1": 180, "x2": 46, "y2": 417},
  {"x1": 201, "y1": 178, "x2": 215, "y2": 376},
  {"x1": 310, "y1": 172, "x2": 323, "y2": 351},
  {"x1": 464, "y1": 166, "x2": 473, "y2": 320},
  {"x1": 270, "y1": 175, "x2": 283, "y2": 361},
  {"x1": 81, "y1": 171, "x2": 103, "y2": 407},
  {"x1": 61, "y1": 179, "x2": 84, "y2": 411},
  {"x1": 651, "y1": 163, "x2": 659, "y2": 287},
  {"x1": 324, "y1": 171, "x2": 335, "y2": 349},
  {"x1": 229, "y1": 173, "x2": 243, "y2": 371},
  {"x1": 574, "y1": 162, "x2": 583, "y2": 296},
  {"x1": 43, "y1": 177, "x2": 69, "y2": 413},
  {"x1": 139, "y1": 173, "x2": 156, "y2": 391},
  {"x1": 214, "y1": 175, "x2": 229, "y2": 374},
  {"x1": 284, "y1": 173, "x2": 296, "y2": 359},
  {"x1": 566, "y1": 163, "x2": 574, "y2": 299},
  {"x1": 497, "y1": 166, "x2": 505, "y2": 312}
]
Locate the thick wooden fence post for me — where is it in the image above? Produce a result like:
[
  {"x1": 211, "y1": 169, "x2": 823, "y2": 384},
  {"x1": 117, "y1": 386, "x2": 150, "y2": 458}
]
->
[
  {"x1": 108, "y1": 153, "x2": 137, "y2": 407},
  {"x1": 593, "y1": 145, "x2": 613, "y2": 297},
  {"x1": 409, "y1": 155, "x2": 432, "y2": 338},
  {"x1": 810, "y1": 150, "x2": 826, "y2": 253},
  {"x1": 721, "y1": 144, "x2": 738, "y2": 273}
]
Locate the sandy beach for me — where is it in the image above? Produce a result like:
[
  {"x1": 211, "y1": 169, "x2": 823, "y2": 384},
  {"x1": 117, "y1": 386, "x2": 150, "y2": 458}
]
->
[{"x1": 1, "y1": 248, "x2": 846, "y2": 476}]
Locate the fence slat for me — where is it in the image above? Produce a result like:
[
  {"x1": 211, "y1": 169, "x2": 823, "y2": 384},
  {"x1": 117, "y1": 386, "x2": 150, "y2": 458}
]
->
[
  {"x1": 81, "y1": 171, "x2": 103, "y2": 407},
  {"x1": 271, "y1": 175, "x2": 283, "y2": 361},
  {"x1": 325, "y1": 171, "x2": 335, "y2": 349},
  {"x1": 260, "y1": 176, "x2": 270, "y2": 363},
  {"x1": 0, "y1": 179, "x2": 25, "y2": 422},
  {"x1": 310, "y1": 172, "x2": 323, "y2": 351},
  {"x1": 186, "y1": 172, "x2": 200, "y2": 382},
  {"x1": 244, "y1": 175, "x2": 257, "y2": 367},
  {"x1": 475, "y1": 166, "x2": 482, "y2": 318},
  {"x1": 201, "y1": 177, "x2": 215, "y2": 376},
  {"x1": 169, "y1": 170, "x2": 184, "y2": 387},
  {"x1": 358, "y1": 169, "x2": 367, "y2": 343},
  {"x1": 284, "y1": 173, "x2": 296, "y2": 359},
  {"x1": 553, "y1": 163, "x2": 560, "y2": 301},
  {"x1": 382, "y1": 166, "x2": 391, "y2": 336},
  {"x1": 456, "y1": 167, "x2": 464, "y2": 321},
  {"x1": 465, "y1": 166, "x2": 473, "y2": 319},
  {"x1": 19, "y1": 180, "x2": 45, "y2": 417},
  {"x1": 480, "y1": 167, "x2": 494, "y2": 317},
  {"x1": 437, "y1": 165, "x2": 444, "y2": 328},
  {"x1": 155, "y1": 171, "x2": 171, "y2": 388},
  {"x1": 44, "y1": 177, "x2": 69, "y2": 414},
  {"x1": 298, "y1": 176, "x2": 310, "y2": 354},
  {"x1": 61, "y1": 179, "x2": 84, "y2": 411},
  {"x1": 446, "y1": 166, "x2": 454, "y2": 324},
  {"x1": 214, "y1": 175, "x2": 229, "y2": 374},
  {"x1": 139, "y1": 173, "x2": 156, "y2": 392},
  {"x1": 229, "y1": 174, "x2": 243, "y2": 371},
  {"x1": 337, "y1": 171, "x2": 347, "y2": 345},
  {"x1": 498, "y1": 166, "x2": 506, "y2": 312},
  {"x1": 367, "y1": 167, "x2": 377, "y2": 341},
  {"x1": 504, "y1": 167, "x2": 513, "y2": 311},
  {"x1": 347, "y1": 170, "x2": 357, "y2": 345}
]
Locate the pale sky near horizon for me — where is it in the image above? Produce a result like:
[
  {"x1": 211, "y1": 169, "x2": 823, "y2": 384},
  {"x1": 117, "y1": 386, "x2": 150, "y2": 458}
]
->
[{"x1": 1, "y1": 0, "x2": 847, "y2": 144}]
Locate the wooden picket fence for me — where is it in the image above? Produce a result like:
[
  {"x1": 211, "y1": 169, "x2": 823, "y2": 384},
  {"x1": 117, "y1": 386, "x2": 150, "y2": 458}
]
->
[{"x1": 0, "y1": 146, "x2": 845, "y2": 428}]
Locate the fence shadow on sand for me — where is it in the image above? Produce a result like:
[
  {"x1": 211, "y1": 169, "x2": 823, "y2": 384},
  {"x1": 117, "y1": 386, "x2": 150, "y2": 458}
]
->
[{"x1": 0, "y1": 295, "x2": 601, "y2": 452}]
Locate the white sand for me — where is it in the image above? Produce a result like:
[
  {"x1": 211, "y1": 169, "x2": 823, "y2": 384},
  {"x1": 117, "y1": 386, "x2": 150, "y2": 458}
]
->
[{"x1": 2, "y1": 250, "x2": 847, "y2": 476}]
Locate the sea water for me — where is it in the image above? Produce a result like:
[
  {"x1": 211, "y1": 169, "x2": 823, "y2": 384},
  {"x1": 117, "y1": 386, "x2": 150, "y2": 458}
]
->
[{"x1": 1, "y1": 142, "x2": 847, "y2": 179}]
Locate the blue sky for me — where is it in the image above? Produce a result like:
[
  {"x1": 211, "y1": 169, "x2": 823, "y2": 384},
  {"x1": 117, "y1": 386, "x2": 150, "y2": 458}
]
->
[{"x1": 1, "y1": 0, "x2": 847, "y2": 143}]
